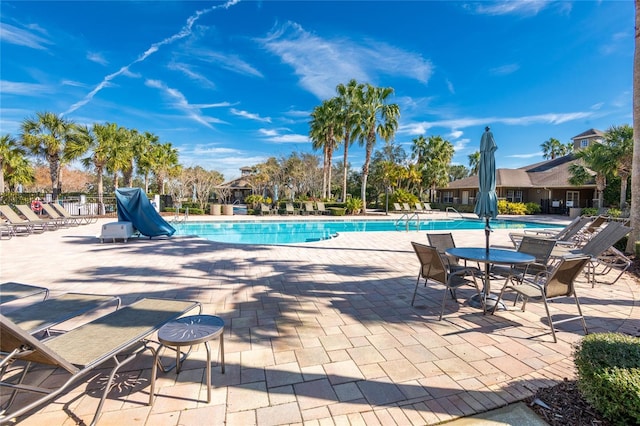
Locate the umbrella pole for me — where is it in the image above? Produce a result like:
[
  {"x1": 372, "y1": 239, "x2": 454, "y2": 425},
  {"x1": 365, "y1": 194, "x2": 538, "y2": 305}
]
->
[{"x1": 485, "y1": 217, "x2": 490, "y2": 254}]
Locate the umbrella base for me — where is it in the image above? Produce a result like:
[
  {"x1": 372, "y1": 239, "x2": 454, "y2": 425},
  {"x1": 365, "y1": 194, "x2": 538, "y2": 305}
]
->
[{"x1": 469, "y1": 293, "x2": 505, "y2": 311}]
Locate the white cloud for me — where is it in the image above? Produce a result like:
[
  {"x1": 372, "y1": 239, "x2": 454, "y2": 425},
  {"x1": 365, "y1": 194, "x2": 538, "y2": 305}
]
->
[
  {"x1": 0, "y1": 80, "x2": 53, "y2": 95},
  {"x1": 189, "y1": 50, "x2": 263, "y2": 78},
  {"x1": 0, "y1": 23, "x2": 52, "y2": 50},
  {"x1": 168, "y1": 61, "x2": 216, "y2": 89},
  {"x1": 145, "y1": 79, "x2": 222, "y2": 128},
  {"x1": 87, "y1": 52, "x2": 108, "y2": 66},
  {"x1": 230, "y1": 108, "x2": 271, "y2": 123},
  {"x1": 403, "y1": 111, "x2": 595, "y2": 135},
  {"x1": 470, "y1": 0, "x2": 552, "y2": 16},
  {"x1": 65, "y1": 0, "x2": 241, "y2": 115},
  {"x1": 259, "y1": 21, "x2": 434, "y2": 100},
  {"x1": 508, "y1": 152, "x2": 543, "y2": 159},
  {"x1": 490, "y1": 64, "x2": 520, "y2": 76}
]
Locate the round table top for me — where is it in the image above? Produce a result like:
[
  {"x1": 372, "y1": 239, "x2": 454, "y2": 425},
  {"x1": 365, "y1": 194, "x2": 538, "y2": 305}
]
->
[
  {"x1": 446, "y1": 247, "x2": 535, "y2": 265},
  {"x1": 158, "y1": 315, "x2": 224, "y2": 346}
]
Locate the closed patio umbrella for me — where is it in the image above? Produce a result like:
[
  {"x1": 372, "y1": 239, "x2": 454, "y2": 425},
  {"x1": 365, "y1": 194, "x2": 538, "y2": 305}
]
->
[{"x1": 474, "y1": 127, "x2": 498, "y2": 254}]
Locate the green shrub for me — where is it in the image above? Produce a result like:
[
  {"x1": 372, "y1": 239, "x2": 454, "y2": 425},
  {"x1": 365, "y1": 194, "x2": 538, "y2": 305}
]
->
[
  {"x1": 574, "y1": 332, "x2": 640, "y2": 425},
  {"x1": 329, "y1": 207, "x2": 346, "y2": 216},
  {"x1": 345, "y1": 197, "x2": 363, "y2": 215},
  {"x1": 498, "y1": 200, "x2": 527, "y2": 215},
  {"x1": 390, "y1": 189, "x2": 418, "y2": 205},
  {"x1": 244, "y1": 194, "x2": 264, "y2": 207},
  {"x1": 525, "y1": 202, "x2": 541, "y2": 215},
  {"x1": 606, "y1": 208, "x2": 621, "y2": 218},
  {"x1": 581, "y1": 207, "x2": 598, "y2": 217}
]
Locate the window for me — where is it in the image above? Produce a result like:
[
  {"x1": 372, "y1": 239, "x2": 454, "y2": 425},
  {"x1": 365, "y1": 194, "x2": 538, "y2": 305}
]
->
[
  {"x1": 506, "y1": 190, "x2": 523, "y2": 203},
  {"x1": 580, "y1": 139, "x2": 589, "y2": 148},
  {"x1": 442, "y1": 191, "x2": 453, "y2": 203},
  {"x1": 566, "y1": 191, "x2": 579, "y2": 208}
]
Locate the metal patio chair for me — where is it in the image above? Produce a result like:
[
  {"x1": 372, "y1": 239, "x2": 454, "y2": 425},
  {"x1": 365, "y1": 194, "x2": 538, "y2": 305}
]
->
[
  {"x1": 492, "y1": 255, "x2": 591, "y2": 343},
  {"x1": 411, "y1": 242, "x2": 480, "y2": 320}
]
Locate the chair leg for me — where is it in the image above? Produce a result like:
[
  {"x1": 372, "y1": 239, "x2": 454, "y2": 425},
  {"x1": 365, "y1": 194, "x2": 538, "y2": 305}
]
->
[
  {"x1": 541, "y1": 296, "x2": 557, "y2": 343},
  {"x1": 491, "y1": 286, "x2": 507, "y2": 315},
  {"x1": 411, "y1": 274, "x2": 421, "y2": 306},
  {"x1": 573, "y1": 292, "x2": 589, "y2": 336},
  {"x1": 439, "y1": 286, "x2": 448, "y2": 321}
]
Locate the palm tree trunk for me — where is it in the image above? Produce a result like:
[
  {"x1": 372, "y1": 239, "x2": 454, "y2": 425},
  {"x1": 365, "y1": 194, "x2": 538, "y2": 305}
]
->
[
  {"x1": 627, "y1": 0, "x2": 640, "y2": 252},
  {"x1": 342, "y1": 138, "x2": 349, "y2": 202}
]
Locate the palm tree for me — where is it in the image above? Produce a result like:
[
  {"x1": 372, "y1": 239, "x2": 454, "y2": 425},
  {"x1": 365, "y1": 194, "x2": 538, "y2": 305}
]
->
[
  {"x1": 541, "y1": 137, "x2": 569, "y2": 159},
  {"x1": 569, "y1": 143, "x2": 615, "y2": 209},
  {"x1": 136, "y1": 132, "x2": 159, "y2": 193},
  {"x1": 603, "y1": 124, "x2": 634, "y2": 210},
  {"x1": 309, "y1": 98, "x2": 342, "y2": 199},
  {"x1": 20, "y1": 112, "x2": 86, "y2": 200},
  {"x1": 629, "y1": 0, "x2": 640, "y2": 253},
  {"x1": 359, "y1": 83, "x2": 400, "y2": 208},
  {"x1": 0, "y1": 134, "x2": 30, "y2": 193},
  {"x1": 336, "y1": 79, "x2": 364, "y2": 202},
  {"x1": 69, "y1": 123, "x2": 120, "y2": 214},
  {"x1": 413, "y1": 135, "x2": 454, "y2": 202},
  {"x1": 468, "y1": 151, "x2": 480, "y2": 175},
  {"x1": 152, "y1": 142, "x2": 180, "y2": 194}
]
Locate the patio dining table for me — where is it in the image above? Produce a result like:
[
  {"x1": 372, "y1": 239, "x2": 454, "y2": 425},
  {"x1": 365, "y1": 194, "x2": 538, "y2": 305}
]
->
[{"x1": 445, "y1": 247, "x2": 535, "y2": 312}]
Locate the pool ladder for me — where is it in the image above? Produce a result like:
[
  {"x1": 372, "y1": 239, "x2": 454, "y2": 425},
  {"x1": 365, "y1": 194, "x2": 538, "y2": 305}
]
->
[{"x1": 395, "y1": 213, "x2": 420, "y2": 231}]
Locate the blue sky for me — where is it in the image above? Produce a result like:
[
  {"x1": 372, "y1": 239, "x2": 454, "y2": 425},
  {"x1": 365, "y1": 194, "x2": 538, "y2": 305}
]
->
[{"x1": 0, "y1": 0, "x2": 634, "y2": 181}]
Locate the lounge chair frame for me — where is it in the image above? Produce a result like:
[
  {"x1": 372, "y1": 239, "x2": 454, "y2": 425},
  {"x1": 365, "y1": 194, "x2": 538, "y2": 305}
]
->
[
  {"x1": 0, "y1": 298, "x2": 201, "y2": 426},
  {"x1": 50, "y1": 203, "x2": 98, "y2": 224},
  {"x1": 14, "y1": 204, "x2": 62, "y2": 229},
  {"x1": 0, "y1": 282, "x2": 49, "y2": 305},
  {"x1": 0, "y1": 205, "x2": 46, "y2": 234}
]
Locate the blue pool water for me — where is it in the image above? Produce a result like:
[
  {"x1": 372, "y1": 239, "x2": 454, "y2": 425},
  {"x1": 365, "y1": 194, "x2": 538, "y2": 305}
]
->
[{"x1": 174, "y1": 218, "x2": 560, "y2": 245}]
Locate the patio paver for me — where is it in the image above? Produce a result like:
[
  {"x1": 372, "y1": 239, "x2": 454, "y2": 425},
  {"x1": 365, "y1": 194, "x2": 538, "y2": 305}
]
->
[{"x1": 1, "y1": 214, "x2": 637, "y2": 425}]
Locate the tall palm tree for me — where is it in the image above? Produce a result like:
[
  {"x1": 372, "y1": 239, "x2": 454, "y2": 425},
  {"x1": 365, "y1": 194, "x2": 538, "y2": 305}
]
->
[
  {"x1": 336, "y1": 79, "x2": 364, "y2": 202},
  {"x1": 359, "y1": 84, "x2": 400, "y2": 208},
  {"x1": 20, "y1": 112, "x2": 85, "y2": 200},
  {"x1": 309, "y1": 98, "x2": 342, "y2": 199},
  {"x1": 603, "y1": 124, "x2": 634, "y2": 209},
  {"x1": 413, "y1": 135, "x2": 454, "y2": 202},
  {"x1": 629, "y1": 0, "x2": 640, "y2": 253},
  {"x1": 136, "y1": 132, "x2": 159, "y2": 193},
  {"x1": 152, "y1": 142, "x2": 180, "y2": 194},
  {"x1": 0, "y1": 134, "x2": 29, "y2": 193},
  {"x1": 69, "y1": 123, "x2": 120, "y2": 214},
  {"x1": 468, "y1": 151, "x2": 480, "y2": 175}
]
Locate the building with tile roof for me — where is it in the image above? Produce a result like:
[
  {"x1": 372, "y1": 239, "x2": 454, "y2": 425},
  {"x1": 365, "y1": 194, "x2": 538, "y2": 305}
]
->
[{"x1": 439, "y1": 129, "x2": 604, "y2": 214}]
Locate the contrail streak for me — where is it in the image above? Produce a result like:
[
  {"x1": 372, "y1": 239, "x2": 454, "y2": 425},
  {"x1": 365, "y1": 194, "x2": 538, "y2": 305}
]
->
[{"x1": 64, "y1": 0, "x2": 241, "y2": 115}]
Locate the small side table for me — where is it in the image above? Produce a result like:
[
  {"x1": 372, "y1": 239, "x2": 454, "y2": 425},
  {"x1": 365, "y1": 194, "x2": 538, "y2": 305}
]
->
[{"x1": 157, "y1": 315, "x2": 225, "y2": 402}]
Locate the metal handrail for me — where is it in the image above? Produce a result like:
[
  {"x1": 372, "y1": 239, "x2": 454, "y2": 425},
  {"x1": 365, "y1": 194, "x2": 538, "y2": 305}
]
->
[
  {"x1": 446, "y1": 206, "x2": 465, "y2": 219},
  {"x1": 395, "y1": 212, "x2": 420, "y2": 231}
]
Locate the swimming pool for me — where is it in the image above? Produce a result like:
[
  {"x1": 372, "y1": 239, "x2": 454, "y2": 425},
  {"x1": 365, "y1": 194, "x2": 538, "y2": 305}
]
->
[{"x1": 174, "y1": 218, "x2": 560, "y2": 245}]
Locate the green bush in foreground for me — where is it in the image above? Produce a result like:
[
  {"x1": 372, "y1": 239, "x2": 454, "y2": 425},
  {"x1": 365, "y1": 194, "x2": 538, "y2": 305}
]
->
[{"x1": 574, "y1": 332, "x2": 640, "y2": 425}]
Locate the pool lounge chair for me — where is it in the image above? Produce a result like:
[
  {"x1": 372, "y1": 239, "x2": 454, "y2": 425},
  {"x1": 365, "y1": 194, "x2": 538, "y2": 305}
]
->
[
  {"x1": 50, "y1": 203, "x2": 98, "y2": 224},
  {"x1": 423, "y1": 203, "x2": 440, "y2": 213},
  {"x1": 14, "y1": 204, "x2": 62, "y2": 229},
  {"x1": 393, "y1": 203, "x2": 405, "y2": 213},
  {"x1": 40, "y1": 203, "x2": 79, "y2": 227},
  {"x1": 1, "y1": 292, "x2": 121, "y2": 336},
  {"x1": 259, "y1": 203, "x2": 275, "y2": 215},
  {"x1": 0, "y1": 205, "x2": 46, "y2": 235},
  {"x1": 285, "y1": 203, "x2": 298, "y2": 215},
  {"x1": 303, "y1": 201, "x2": 316, "y2": 215},
  {"x1": 0, "y1": 282, "x2": 49, "y2": 305},
  {"x1": 0, "y1": 298, "x2": 200, "y2": 426},
  {"x1": 316, "y1": 201, "x2": 329, "y2": 215},
  {"x1": 552, "y1": 221, "x2": 632, "y2": 287}
]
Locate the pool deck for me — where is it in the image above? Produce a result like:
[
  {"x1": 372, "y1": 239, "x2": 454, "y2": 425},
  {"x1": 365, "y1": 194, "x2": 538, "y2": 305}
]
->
[{"x1": 1, "y1": 213, "x2": 638, "y2": 425}]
